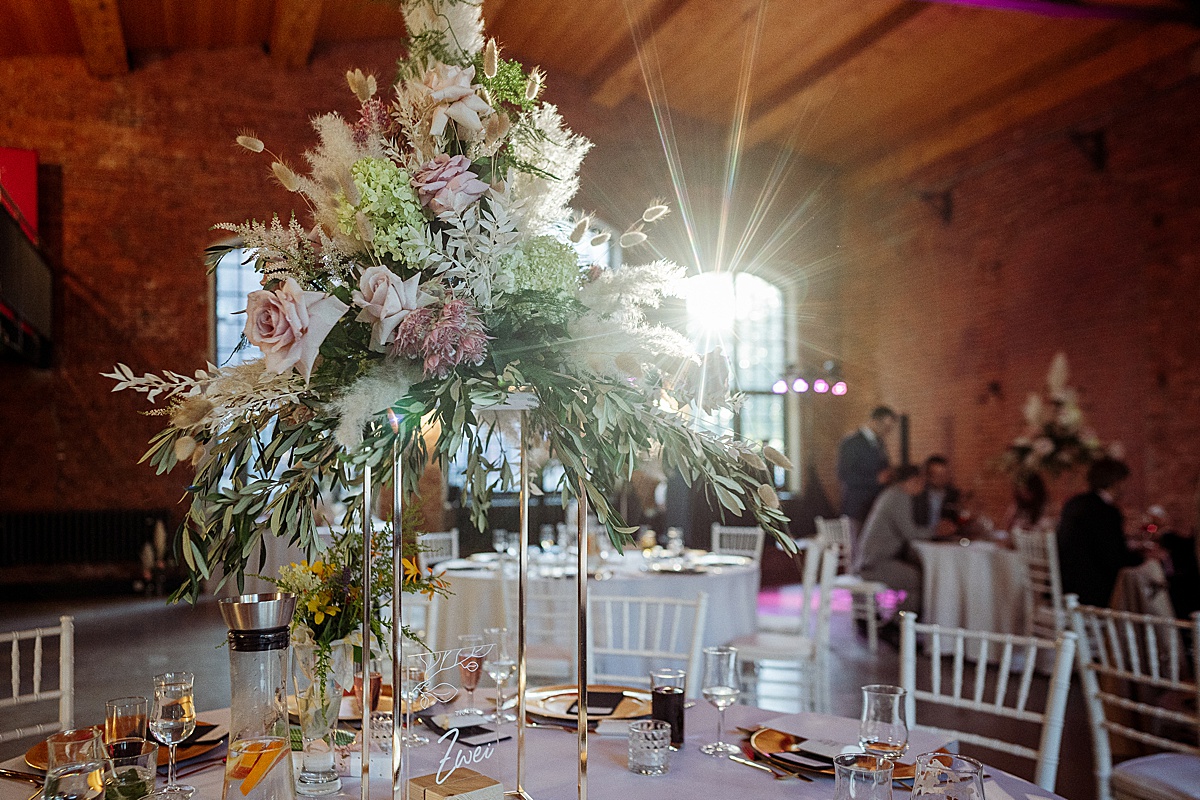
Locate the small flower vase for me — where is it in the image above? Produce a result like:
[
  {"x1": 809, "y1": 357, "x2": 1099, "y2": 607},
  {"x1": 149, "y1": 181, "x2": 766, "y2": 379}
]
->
[{"x1": 292, "y1": 640, "x2": 352, "y2": 796}]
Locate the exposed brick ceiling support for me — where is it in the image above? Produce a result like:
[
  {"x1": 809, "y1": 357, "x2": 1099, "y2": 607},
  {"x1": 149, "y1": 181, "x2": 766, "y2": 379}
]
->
[
  {"x1": 269, "y1": 0, "x2": 324, "y2": 70},
  {"x1": 66, "y1": 0, "x2": 128, "y2": 78}
]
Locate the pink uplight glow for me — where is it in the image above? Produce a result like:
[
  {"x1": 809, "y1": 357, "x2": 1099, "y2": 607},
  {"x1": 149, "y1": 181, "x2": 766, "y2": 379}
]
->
[
  {"x1": 831, "y1": 381, "x2": 848, "y2": 396},
  {"x1": 772, "y1": 379, "x2": 788, "y2": 395},
  {"x1": 791, "y1": 378, "x2": 809, "y2": 393},
  {"x1": 813, "y1": 379, "x2": 830, "y2": 393}
]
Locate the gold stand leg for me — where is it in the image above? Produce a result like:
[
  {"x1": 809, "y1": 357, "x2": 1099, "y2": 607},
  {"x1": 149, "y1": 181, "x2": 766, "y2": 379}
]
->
[
  {"x1": 362, "y1": 462, "x2": 373, "y2": 800},
  {"x1": 392, "y1": 439, "x2": 404, "y2": 800},
  {"x1": 576, "y1": 493, "x2": 588, "y2": 800}
]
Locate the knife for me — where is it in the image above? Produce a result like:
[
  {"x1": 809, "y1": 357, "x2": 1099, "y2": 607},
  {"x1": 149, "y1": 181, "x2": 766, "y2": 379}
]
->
[{"x1": 0, "y1": 769, "x2": 44, "y2": 786}]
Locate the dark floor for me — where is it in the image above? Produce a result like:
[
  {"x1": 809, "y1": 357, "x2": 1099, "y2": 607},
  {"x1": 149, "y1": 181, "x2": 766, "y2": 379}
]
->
[{"x1": 0, "y1": 588, "x2": 1097, "y2": 799}]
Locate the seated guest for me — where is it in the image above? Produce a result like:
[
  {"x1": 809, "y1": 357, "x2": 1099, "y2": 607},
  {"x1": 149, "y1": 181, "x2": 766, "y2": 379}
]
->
[
  {"x1": 1145, "y1": 505, "x2": 1200, "y2": 618},
  {"x1": 856, "y1": 465, "x2": 931, "y2": 643},
  {"x1": 1002, "y1": 472, "x2": 1049, "y2": 531},
  {"x1": 1057, "y1": 458, "x2": 1145, "y2": 607},
  {"x1": 913, "y1": 455, "x2": 962, "y2": 537}
]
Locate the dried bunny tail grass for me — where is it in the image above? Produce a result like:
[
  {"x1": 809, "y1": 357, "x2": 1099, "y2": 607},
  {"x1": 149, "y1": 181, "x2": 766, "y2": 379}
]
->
[
  {"x1": 525, "y1": 68, "x2": 544, "y2": 101},
  {"x1": 346, "y1": 69, "x2": 377, "y2": 102},
  {"x1": 642, "y1": 199, "x2": 670, "y2": 223},
  {"x1": 271, "y1": 161, "x2": 301, "y2": 192},
  {"x1": 483, "y1": 38, "x2": 499, "y2": 79},
  {"x1": 590, "y1": 231, "x2": 610, "y2": 246},
  {"x1": 569, "y1": 214, "x2": 591, "y2": 244},
  {"x1": 619, "y1": 227, "x2": 647, "y2": 248},
  {"x1": 236, "y1": 134, "x2": 265, "y2": 153},
  {"x1": 762, "y1": 445, "x2": 794, "y2": 470},
  {"x1": 757, "y1": 483, "x2": 782, "y2": 510}
]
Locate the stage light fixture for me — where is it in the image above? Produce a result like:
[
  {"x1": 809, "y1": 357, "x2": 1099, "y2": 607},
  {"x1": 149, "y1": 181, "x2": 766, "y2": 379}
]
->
[
  {"x1": 792, "y1": 377, "x2": 809, "y2": 393},
  {"x1": 813, "y1": 379, "x2": 830, "y2": 393},
  {"x1": 831, "y1": 381, "x2": 847, "y2": 396},
  {"x1": 771, "y1": 379, "x2": 788, "y2": 395}
]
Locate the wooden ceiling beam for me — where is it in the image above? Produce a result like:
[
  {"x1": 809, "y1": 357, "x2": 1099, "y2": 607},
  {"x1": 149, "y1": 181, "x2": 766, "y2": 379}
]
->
[
  {"x1": 589, "y1": 0, "x2": 694, "y2": 108},
  {"x1": 66, "y1": 0, "x2": 128, "y2": 78},
  {"x1": 269, "y1": 0, "x2": 324, "y2": 70},
  {"x1": 745, "y1": 2, "x2": 926, "y2": 144},
  {"x1": 847, "y1": 24, "x2": 1200, "y2": 190}
]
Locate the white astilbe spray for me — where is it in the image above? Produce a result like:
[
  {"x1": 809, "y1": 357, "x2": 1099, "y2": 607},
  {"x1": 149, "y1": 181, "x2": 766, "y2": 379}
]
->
[
  {"x1": 508, "y1": 105, "x2": 591, "y2": 234},
  {"x1": 331, "y1": 361, "x2": 422, "y2": 449},
  {"x1": 401, "y1": 0, "x2": 486, "y2": 62}
]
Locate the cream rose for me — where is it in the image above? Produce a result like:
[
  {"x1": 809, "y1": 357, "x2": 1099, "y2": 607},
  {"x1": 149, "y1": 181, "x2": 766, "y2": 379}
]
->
[
  {"x1": 244, "y1": 277, "x2": 349, "y2": 381},
  {"x1": 352, "y1": 267, "x2": 434, "y2": 350}
]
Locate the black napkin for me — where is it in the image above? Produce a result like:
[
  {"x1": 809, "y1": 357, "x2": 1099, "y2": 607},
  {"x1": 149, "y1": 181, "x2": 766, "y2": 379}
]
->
[
  {"x1": 414, "y1": 714, "x2": 509, "y2": 747},
  {"x1": 178, "y1": 723, "x2": 219, "y2": 747},
  {"x1": 566, "y1": 691, "x2": 624, "y2": 716}
]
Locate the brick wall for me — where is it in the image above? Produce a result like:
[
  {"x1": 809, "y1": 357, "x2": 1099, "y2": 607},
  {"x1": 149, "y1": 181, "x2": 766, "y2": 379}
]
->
[
  {"x1": 0, "y1": 41, "x2": 837, "y2": 526},
  {"x1": 837, "y1": 49, "x2": 1200, "y2": 527}
]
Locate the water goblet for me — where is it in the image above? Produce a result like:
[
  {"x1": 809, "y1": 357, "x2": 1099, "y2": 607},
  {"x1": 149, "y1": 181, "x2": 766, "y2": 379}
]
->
[
  {"x1": 45, "y1": 728, "x2": 105, "y2": 771},
  {"x1": 104, "y1": 697, "x2": 149, "y2": 744},
  {"x1": 859, "y1": 684, "x2": 908, "y2": 758},
  {"x1": 43, "y1": 761, "x2": 106, "y2": 800},
  {"x1": 149, "y1": 671, "x2": 196, "y2": 798},
  {"x1": 698, "y1": 646, "x2": 740, "y2": 756},
  {"x1": 103, "y1": 740, "x2": 159, "y2": 800},
  {"x1": 456, "y1": 634, "x2": 486, "y2": 716},
  {"x1": 911, "y1": 753, "x2": 986, "y2": 800},
  {"x1": 400, "y1": 664, "x2": 429, "y2": 746},
  {"x1": 483, "y1": 627, "x2": 516, "y2": 723},
  {"x1": 833, "y1": 753, "x2": 894, "y2": 800}
]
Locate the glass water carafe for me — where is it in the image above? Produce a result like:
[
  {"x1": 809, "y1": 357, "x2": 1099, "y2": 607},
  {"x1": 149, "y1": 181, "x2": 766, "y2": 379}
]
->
[{"x1": 219, "y1": 593, "x2": 298, "y2": 800}]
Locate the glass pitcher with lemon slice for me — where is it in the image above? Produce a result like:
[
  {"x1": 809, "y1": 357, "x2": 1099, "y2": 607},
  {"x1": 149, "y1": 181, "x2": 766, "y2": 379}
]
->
[{"x1": 218, "y1": 594, "x2": 298, "y2": 800}]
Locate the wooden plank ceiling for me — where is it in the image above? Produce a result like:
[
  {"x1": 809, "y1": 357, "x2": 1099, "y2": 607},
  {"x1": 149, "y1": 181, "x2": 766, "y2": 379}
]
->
[{"x1": 1, "y1": 0, "x2": 1197, "y2": 186}]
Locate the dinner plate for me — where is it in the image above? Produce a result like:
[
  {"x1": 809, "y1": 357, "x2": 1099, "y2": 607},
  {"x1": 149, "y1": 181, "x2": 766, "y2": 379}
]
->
[
  {"x1": 25, "y1": 722, "x2": 225, "y2": 771},
  {"x1": 436, "y1": 558, "x2": 487, "y2": 571},
  {"x1": 286, "y1": 686, "x2": 435, "y2": 721},
  {"x1": 467, "y1": 552, "x2": 500, "y2": 563},
  {"x1": 524, "y1": 684, "x2": 651, "y2": 722},
  {"x1": 749, "y1": 728, "x2": 932, "y2": 780},
  {"x1": 693, "y1": 553, "x2": 753, "y2": 567}
]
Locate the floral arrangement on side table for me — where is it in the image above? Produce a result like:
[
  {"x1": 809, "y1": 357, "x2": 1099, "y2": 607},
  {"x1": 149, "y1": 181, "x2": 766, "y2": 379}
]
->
[{"x1": 104, "y1": 0, "x2": 794, "y2": 604}]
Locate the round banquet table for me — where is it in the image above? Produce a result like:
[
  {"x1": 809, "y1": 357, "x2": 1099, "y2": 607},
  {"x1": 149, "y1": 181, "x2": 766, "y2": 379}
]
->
[
  {"x1": 911, "y1": 540, "x2": 1030, "y2": 646},
  {"x1": 430, "y1": 551, "x2": 759, "y2": 653},
  {"x1": 0, "y1": 703, "x2": 1067, "y2": 800}
]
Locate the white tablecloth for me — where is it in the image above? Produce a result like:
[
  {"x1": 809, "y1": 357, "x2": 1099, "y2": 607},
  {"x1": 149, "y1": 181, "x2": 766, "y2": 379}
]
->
[
  {"x1": 0, "y1": 705, "x2": 1066, "y2": 800},
  {"x1": 912, "y1": 541, "x2": 1029, "y2": 640},
  {"x1": 433, "y1": 553, "x2": 759, "y2": 653}
]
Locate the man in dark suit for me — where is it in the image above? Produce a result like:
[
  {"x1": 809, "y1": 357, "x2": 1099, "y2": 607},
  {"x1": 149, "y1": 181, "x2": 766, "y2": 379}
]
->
[
  {"x1": 837, "y1": 406, "x2": 898, "y2": 549},
  {"x1": 1058, "y1": 458, "x2": 1148, "y2": 607},
  {"x1": 913, "y1": 455, "x2": 962, "y2": 536}
]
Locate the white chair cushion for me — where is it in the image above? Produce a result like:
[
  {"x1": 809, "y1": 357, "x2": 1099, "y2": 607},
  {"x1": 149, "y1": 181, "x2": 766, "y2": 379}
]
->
[
  {"x1": 728, "y1": 631, "x2": 818, "y2": 661},
  {"x1": 1112, "y1": 753, "x2": 1200, "y2": 800}
]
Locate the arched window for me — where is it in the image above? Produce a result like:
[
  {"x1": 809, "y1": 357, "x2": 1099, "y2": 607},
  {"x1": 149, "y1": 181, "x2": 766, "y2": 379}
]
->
[
  {"x1": 212, "y1": 245, "x2": 261, "y2": 366},
  {"x1": 682, "y1": 272, "x2": 787, "y2": 454}
]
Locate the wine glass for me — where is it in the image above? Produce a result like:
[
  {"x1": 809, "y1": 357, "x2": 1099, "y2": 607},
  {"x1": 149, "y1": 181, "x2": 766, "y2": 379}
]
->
[
  {"x1": 400, "y1": 663, "x2": 429, "y2": 746},
  {"x1": 484, "y1": 627, "x2": 516, "y2": 723},
  {"x1": 859, "y1": 685, "x2": 908, "y2": 758},
  {"x1": 456, "y1": 634, "x2": 486, "y2": 716},
  {"x1": 699, "y1": 646, "x2": 740, "y2": 756},
  {"x1": 149, "y1": 671, "x2": 196, "y2": 798}
]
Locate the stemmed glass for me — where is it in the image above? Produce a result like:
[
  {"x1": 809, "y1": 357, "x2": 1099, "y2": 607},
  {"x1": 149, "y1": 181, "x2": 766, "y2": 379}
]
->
[
  {"x1": 400, "y1": 663, "x2": 429, "y2": 746},
  {"x1": 149, "y1": 671, "x2": 197, "y2": 798},
  {"x1": 698, "y1": 646, "x2": 741, "y2": 756},
  {"x1": 456, "y1": 634, "x2": 486, "y2": 716},
  {"x1": 859, "y1": 685, "x2": 908, "y2": 758},
  {"x1": 492, "y1": 529, "x2": 509, "y2": 556},
  {"x1": 484, "y1": 627, "x2": 516, "y2": 723}
]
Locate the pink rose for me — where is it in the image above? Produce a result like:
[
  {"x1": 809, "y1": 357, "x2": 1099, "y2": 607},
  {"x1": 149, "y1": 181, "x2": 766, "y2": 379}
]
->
[
  {"x1": 413, "y1": 154, "x2": 489, "y2": 214},
  {"x1": 352, "y1": 267, "x2": 434, "y2": 350},
  {"x1": 244, "y1": 277, "x2": 349, "y2": 381}
]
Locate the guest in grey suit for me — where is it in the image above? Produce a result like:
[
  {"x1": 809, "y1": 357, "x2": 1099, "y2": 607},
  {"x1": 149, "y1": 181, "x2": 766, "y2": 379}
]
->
[
  {"x1": 836, "y1": 406, "x2": 898, "y2": 554},
  {"x1": 856, "y1": 465, "x2": 932, "y2": 638}
]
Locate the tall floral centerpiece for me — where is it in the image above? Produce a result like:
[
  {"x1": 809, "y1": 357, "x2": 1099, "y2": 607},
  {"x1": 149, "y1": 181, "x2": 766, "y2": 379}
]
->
[
  {"x1": 999, "y1": 352, "x2": 1109, "y2": 480},
  {"x1": 104, "y1": 0, "x2": 794, "y2": 607}
]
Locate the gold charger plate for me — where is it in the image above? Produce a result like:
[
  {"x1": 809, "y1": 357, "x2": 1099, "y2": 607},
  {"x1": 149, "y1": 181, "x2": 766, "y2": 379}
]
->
[
  {"x1": 749, "y1": 728, "x2": 936, "y2": 780},
  {"x1": 287, "y1": 686, "x2": 436, "y2": 721},
  {"x1": 524, "y1": 684, "x2": 651, "y2": 722},
  {"x1": 25, "y1": 723, "x2": 222, "y2": 771}
]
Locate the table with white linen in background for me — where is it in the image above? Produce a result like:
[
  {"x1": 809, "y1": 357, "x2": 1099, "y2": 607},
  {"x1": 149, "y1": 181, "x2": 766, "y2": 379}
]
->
[
  {"x1": 912, "y1": 540, "x2": 1029, "y2": 642},
  {"x1": 431, "y1": 550, "x2": 759, "y2": 653},
  {"x1": 0, "y1": 704, "x2": 1065, "y2": 800}
]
